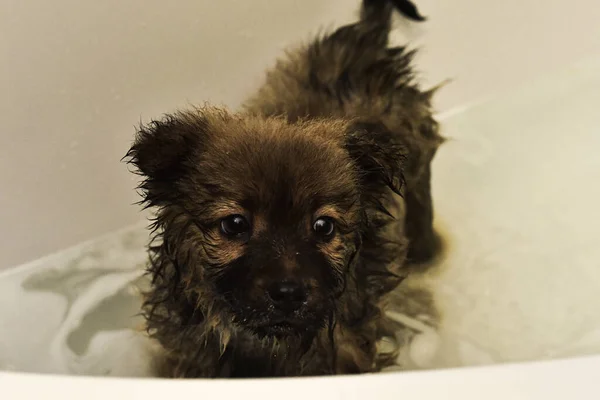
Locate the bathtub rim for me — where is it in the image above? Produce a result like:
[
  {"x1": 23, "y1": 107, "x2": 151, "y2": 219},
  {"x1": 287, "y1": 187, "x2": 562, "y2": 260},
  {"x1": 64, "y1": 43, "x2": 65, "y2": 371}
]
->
[{"x1": 1, "y1": 354, "x2": 599, "y2": 399}]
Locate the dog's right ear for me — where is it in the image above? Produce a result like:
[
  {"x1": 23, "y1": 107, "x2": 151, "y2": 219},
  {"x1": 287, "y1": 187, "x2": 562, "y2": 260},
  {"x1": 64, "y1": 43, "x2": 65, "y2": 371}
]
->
[{"x1": 125, "y1": 111, "x2": 208, "y2": 207}]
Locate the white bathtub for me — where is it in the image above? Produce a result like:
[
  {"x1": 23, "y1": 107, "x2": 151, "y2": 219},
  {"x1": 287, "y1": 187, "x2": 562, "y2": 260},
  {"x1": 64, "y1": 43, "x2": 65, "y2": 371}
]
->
[
  {"x1": 2, "y1": 356, "x2": 600, "y2": 400},
  {"x1": 2, "y1": 0, "x2": 600, "y2": 398}
]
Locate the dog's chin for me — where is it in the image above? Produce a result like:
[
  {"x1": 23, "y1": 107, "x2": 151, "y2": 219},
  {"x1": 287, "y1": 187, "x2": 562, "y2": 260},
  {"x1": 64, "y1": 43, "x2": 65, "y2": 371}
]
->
[
  {"x1": 246, "y1": 317, "x2": 326, "y2": 340},
  {"x1": 252, "y1": 322, "x2": 303, "y2": 339}
]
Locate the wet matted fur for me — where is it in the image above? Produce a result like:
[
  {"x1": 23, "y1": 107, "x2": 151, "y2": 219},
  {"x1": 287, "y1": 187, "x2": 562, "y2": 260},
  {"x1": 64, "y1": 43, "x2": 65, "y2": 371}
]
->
[{"x1": 126, "y1": 0, "x2": 444, "y2": 378}]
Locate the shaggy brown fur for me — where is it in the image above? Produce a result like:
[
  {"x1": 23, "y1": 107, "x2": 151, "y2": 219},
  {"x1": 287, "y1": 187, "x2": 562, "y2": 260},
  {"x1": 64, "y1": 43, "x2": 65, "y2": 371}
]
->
[{"x1": 126, "y1": 0, "x2": 443, "y2": 378}]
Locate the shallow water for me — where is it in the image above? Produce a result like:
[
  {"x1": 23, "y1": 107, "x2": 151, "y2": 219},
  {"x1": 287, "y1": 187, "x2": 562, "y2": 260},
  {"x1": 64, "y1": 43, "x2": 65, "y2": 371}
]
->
[{"x1": 1, "y1": 57, "x2": 599, "y2": 377}]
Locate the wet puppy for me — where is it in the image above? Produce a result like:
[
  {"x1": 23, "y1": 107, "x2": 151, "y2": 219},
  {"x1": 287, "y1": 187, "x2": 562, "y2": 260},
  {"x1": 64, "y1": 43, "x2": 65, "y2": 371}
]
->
[{"x1": 126, "y1": 0, "x2": 443, "y2": 377}]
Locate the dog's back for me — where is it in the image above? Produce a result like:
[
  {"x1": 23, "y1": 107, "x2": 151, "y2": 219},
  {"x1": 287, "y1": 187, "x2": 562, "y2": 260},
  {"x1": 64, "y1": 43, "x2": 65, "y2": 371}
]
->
[{"x1": 244, "y1": 0, "x2": 443, "y2": 265}]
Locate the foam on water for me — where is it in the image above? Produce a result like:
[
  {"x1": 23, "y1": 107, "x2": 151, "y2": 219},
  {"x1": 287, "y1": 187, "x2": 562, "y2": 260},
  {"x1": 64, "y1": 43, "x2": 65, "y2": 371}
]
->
[{"x1": 1, "y1": 58, "x2": 599, "y2": 377}]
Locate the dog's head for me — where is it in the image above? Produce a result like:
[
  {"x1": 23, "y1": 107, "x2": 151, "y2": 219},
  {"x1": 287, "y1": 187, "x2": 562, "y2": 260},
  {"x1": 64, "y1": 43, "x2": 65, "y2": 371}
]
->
[{"x1": 127, "y1": 107, "x2": 405, "y2": 339}]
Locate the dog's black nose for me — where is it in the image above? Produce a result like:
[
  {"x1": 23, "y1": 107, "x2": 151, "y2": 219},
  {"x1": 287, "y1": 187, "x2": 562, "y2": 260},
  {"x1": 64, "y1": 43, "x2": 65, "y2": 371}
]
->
[{"x1": 268, "y1": 281, "x2": 306, "y2": 310}]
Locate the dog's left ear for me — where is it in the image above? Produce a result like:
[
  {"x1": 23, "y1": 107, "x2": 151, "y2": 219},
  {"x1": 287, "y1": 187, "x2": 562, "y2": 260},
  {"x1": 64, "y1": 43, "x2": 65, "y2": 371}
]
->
[{"x1": 344, "y1": 121, "x2": 407, "y2": 198}]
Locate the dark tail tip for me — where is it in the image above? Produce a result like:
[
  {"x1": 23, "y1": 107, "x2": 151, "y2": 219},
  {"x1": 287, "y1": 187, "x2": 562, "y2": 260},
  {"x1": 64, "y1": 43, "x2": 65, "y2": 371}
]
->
[
  {"x1": 390, "y1": 0, "x2": 427, "y2": 22},
  {"x1": 361, "y1": 0, "x2": 427, "y2": 24}
]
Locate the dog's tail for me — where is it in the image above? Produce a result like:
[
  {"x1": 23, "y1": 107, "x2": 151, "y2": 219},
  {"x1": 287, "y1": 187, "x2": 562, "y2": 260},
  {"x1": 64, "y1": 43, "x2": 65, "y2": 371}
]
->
[
  {"x1": 358, "y1": 0, "x2": 425, "y2": 46},
  {"x1": 361, "y1": 0, "x2": 426, "y2": 23},
  {"x1": 389, "y1": 0, "x2": 426, "y2": 21}
]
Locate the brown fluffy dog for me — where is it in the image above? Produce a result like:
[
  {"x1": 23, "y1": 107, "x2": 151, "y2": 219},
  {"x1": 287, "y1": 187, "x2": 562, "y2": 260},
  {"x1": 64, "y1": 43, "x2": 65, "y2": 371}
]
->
[{"x1": 126, "y1": 0, "x2": 443, "y2": 377}]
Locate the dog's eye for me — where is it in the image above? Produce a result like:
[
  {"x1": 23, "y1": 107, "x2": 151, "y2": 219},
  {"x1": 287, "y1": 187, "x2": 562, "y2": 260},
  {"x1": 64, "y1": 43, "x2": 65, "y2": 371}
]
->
[
  {"x1": 220, "y1": 215, "x2": 250, "y2": 237},
  {"x1": 313, "y1": 217, "x2": 335, "y2": 238}
]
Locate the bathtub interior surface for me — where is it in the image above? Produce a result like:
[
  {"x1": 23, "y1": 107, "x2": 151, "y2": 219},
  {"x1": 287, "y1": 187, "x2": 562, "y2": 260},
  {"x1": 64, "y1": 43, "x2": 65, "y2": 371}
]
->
[
  {"x1": 425, "y1": 56, "x2": 600, "y2": 367},
  {"x1": 1, "y1": 57, "x2": 599, "y2": 378}
]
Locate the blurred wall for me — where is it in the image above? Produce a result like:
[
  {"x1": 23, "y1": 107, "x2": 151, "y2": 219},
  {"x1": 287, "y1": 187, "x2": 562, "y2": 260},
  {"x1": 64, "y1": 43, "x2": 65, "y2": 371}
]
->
[{"x1": 2, "y1": 0, "x2": 599, "y2": 268}]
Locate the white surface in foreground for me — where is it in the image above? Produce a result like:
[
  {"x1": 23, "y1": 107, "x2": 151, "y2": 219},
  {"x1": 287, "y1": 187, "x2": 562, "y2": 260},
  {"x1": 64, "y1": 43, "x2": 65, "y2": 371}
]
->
[{"x1": 2, "y1": 355, "x2": 600, "y2": 400}]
